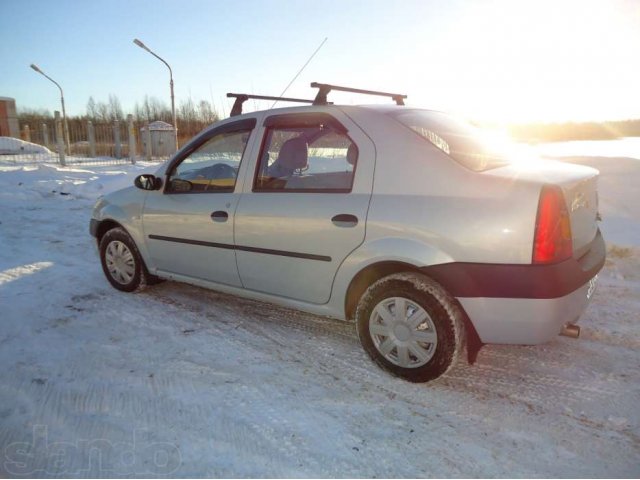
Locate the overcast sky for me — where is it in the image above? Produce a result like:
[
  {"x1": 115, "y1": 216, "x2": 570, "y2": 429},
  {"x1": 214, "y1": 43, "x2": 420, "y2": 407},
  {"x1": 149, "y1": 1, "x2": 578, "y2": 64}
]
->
[{"x1": 1, "y1": 0, "x2": 638, "y2": 123}]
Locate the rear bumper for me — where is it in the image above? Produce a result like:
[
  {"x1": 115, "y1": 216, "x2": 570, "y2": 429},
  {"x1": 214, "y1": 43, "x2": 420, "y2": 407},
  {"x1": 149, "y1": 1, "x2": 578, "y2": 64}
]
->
[
  {"x1": 458, "y1": 275, "x2": 597, "y2": 344},
  {"x1": 423, "y1": 229, "x2": 605, "y2": 344}
]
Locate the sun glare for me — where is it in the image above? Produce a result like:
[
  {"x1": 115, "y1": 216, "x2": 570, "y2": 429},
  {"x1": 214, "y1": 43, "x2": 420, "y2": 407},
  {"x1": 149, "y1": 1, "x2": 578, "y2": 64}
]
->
[{"x1": 408, "y1": 0, "x2": 639, "y2": 124}]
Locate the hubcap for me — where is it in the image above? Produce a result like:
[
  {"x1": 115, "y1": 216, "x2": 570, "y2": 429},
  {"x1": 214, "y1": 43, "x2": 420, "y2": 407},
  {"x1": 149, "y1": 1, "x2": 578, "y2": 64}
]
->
[
  {"x1": 104, "y1": 240, "x2": 135, "y2": 285},
  {"x1": 369, "y1": 297, "x2": 438, "y2": 368}
]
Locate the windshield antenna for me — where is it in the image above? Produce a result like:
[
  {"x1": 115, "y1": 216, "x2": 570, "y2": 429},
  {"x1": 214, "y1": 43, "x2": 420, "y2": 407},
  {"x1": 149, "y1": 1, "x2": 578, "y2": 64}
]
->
[{"x1": 271, "y1": 37, "x2": 328, "y2": 109}]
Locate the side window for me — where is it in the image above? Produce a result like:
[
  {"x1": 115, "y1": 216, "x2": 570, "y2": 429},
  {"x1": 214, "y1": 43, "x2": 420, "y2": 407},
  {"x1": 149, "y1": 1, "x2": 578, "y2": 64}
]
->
[
  {"x1": 254, "y1": 124, "x2": 358, "y2": 192},
  {"x1": 167, "y1": 129, "x2": 251, "y2": 193}
]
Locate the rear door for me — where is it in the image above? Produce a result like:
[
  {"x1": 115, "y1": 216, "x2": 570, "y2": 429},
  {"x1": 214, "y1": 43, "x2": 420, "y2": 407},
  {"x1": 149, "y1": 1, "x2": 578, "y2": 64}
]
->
[
  {"x1": 142, "y1": 118, "x2": 257, "y2": 286},
  {"x1": 234, "y1": 110, "x2": 375, "y2": 304}
]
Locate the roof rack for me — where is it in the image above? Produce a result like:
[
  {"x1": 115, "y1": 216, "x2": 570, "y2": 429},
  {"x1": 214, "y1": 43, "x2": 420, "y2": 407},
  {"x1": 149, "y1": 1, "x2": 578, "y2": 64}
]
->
[
  {"x1": 311, "y1": 82, "x2": 407, "y2": 106},
  {"x1": 226, "y1": 93, "x2": 316, "y2": 117}
]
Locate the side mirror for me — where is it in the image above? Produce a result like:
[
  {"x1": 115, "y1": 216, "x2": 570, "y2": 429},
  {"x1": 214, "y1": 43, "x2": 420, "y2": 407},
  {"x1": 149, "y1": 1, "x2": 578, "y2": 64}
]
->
[{"x1": 134, "y1": 174, "x2": 162, "y2": 191}]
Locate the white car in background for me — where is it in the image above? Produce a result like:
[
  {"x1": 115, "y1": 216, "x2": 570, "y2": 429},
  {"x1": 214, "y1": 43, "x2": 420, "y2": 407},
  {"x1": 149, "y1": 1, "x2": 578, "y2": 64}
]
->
[{"x1": 90, "y1": 83, "x2": 605, "y2": 382}]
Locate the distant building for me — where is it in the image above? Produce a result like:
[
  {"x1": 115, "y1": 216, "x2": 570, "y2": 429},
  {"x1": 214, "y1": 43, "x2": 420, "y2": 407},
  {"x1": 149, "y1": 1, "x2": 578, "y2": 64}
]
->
[
  {"x1": 140, "y1": 121, "x2": 177, "y2": 157},
  {"x1": 0, "y1": 97, "x2": 19, "y2": 138}
]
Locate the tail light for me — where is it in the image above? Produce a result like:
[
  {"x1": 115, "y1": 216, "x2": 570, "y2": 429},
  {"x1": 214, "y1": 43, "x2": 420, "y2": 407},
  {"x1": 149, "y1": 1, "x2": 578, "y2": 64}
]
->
[{"x1": 532, "y1": 185, "x2": 573, "y2": 264}]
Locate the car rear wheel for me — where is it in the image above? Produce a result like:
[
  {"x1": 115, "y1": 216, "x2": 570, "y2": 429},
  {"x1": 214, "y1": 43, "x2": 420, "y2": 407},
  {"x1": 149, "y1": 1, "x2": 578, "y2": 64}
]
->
[
  {"x1": 100, "y1": 227, "x2": 154, "y2": 292},
  {"x1": 356, "y1": 272, "x2": 465, "y2": 383}
]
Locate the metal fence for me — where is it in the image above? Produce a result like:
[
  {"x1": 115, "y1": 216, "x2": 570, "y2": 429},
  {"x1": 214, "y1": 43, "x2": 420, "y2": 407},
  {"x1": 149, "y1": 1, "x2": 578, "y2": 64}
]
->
[{"x1": 2, "y1": 111, "x2": 172, "y2": 166}]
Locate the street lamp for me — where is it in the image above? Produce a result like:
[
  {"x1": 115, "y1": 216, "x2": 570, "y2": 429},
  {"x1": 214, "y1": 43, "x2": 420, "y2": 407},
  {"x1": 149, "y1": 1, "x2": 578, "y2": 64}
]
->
[
  {"x1": 30, "y1": 63, "x2": 70, "y2": 152},
  {"x1": 133, "y1": 38, "x2": 178, "y2": 151}
]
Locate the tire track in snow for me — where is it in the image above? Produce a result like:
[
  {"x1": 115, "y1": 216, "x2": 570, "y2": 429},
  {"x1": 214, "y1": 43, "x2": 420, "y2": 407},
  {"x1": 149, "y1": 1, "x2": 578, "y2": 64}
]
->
[
  {"x1": 143, "y1": 281, "x2": 640, "y2": 473},
  {"x1": 146, "y1": 282, "x2": 552, "y2": 475},
  {"x1": 147, "y1": 283, "x2": 623, "y2": 412},
  {"x1": 144, "y1": 287, "x2": 489, "y2": 475}
]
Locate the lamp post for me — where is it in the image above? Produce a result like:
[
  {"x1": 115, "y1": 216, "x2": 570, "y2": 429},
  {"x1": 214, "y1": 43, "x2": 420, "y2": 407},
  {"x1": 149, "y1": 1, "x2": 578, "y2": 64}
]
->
[
  {"x1": 30, "y1": 63, "x2": 70, "y2": 152},
  {"x1": 133, "y1": 38, "x2": 178, "y2": 151}
]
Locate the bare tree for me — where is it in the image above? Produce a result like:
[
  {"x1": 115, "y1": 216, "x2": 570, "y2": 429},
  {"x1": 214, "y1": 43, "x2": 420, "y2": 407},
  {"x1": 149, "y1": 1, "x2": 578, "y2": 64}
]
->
[
  {"x1": 132, "y1": 102, "x2": 143, "y2": 122},
  {"x1": 96, "y1": 101, "x2": 109, "y2": 122},
  {"x1": 141, "y1": 95, "x2": 170, "y2": 123},
  {"x1": 198, "y1": 100, "x2": 218, "y2": 124},
  {"x1": 179, "y1": 97, "x2": 199, "y2": 136},
  {"x1": 179, "y1": 97, "x2": 196, "y2": 121},
  {"x1": 108, "y1": 94, "x2": 124, "y2": 121},
  {"x1": 86, "y1": 97, "x2": 97, "y2": 120}
]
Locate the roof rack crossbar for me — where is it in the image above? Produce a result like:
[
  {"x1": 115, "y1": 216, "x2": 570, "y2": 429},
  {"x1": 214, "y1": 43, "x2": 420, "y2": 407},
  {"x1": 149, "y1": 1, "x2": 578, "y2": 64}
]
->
[
  {"x1": 311, "y1": 82, "x2": 407, "y2": 106},
  {"x1": 226, "y1": 93, "x2": 316, "y2": 117}
]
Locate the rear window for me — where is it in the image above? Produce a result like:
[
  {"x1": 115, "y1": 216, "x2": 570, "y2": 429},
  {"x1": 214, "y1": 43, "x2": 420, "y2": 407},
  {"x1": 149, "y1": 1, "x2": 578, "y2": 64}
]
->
[{"x1": 390, "y1": 110, "x2": 512, "y2": 172}]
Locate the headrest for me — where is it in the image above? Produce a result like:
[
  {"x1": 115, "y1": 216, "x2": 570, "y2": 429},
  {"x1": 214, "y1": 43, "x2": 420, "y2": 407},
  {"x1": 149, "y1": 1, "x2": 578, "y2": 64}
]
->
[
  {"x1": 277, "y1": 137, "x2": 308, "y2": 171},
  {"x1": 347, "y1": 143, "x2": 358, "y2": 166}
]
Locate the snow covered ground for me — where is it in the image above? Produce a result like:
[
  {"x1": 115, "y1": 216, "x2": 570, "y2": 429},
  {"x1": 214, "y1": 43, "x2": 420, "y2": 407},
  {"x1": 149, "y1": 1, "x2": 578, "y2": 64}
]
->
[{"x1": 0, "y1": 144, "x2": 638, "y2": 477}]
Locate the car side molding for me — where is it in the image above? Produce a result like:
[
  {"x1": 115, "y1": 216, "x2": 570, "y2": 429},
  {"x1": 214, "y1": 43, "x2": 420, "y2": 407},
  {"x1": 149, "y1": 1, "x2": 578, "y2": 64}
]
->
[{"x1": 148, "y1": 235, "x2": 332, "y2": 262}]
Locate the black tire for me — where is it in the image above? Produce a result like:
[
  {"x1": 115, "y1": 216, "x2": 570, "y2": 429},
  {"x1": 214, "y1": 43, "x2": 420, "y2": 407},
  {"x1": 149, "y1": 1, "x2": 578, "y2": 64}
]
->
[
  {"x1": 99, "y1": 227, "x2": 158, "y2": 292},
  {"x1": 355, "y1": 272, "x2": 466, "y2": 383}
]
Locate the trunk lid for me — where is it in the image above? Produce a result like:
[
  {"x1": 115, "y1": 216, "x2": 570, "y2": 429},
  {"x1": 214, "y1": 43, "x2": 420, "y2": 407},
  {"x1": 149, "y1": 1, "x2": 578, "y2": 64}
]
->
[{"x1": 486, "y1": 159, "x2": 600, "y2": 257}]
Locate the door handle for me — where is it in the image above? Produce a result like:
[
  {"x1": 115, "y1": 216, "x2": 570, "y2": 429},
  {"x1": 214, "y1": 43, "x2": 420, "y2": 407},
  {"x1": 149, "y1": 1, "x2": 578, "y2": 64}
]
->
[
  {"x1": 331, "y1": 214, "x2": 358, "y2": 227},
  {"x1": 211, "y1": 210, "x2": 229, "y2": 222}
]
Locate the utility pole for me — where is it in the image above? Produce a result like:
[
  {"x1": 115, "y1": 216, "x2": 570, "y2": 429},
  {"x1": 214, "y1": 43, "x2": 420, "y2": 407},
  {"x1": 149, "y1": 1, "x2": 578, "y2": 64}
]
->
[
  {"x1": 30, "y1": 64, "x2": 70, "y2": 152},
  {"x1": 133, "y1": 39, "x2": 178, "y2": 152}
]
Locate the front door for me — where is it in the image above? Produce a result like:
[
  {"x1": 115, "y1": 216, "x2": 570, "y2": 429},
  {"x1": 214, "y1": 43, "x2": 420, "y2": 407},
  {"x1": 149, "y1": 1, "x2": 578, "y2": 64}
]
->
[{"x1": 142, "y1": 119, "x2": 256, "y2": 286}]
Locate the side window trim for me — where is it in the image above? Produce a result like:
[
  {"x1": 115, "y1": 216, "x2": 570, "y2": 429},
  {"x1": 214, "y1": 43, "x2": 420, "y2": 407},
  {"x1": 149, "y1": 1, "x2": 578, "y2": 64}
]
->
[
  {"x1": 163, "y1": 117, "x2": 257, "y2": 194},
  {"x1": 263, "y1": 112, "x2": 348, "y2": 133}
]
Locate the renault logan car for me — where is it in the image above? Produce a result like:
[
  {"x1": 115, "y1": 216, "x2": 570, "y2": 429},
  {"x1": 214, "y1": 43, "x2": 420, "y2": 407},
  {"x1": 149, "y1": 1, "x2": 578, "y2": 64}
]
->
[{"x1": 90, "y1": 84, "x2": 605, "y2": 382}]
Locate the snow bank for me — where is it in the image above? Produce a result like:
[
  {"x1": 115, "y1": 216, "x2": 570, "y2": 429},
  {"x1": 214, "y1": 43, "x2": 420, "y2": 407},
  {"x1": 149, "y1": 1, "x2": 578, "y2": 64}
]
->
[
  {"x1": 0, "y1": 161, "x2": 160, "y2": 201},
  {"x1": 0, "y1": 136, "x2": 52, "y2": 155}
]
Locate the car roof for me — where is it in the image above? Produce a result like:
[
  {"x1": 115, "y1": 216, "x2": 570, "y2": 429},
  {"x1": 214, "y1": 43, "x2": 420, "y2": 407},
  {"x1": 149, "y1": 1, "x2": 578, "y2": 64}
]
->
[{"x1": 225, "y1": 103, "x2": 445, "y2": 122}]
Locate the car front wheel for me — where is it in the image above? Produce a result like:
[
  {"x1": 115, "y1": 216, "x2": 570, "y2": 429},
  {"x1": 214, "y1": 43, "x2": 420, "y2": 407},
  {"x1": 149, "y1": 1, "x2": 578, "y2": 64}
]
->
[
  {"x1": 356, "y1": 272, "x2": 466, "y2": 383},
  {"x1": 99, "y1": 227, "x2": 148, "y2": 292}
]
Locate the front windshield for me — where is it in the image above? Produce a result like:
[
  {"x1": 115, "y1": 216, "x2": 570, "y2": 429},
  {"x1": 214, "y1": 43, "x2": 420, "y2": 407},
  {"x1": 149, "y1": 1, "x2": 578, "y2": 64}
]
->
[{"x1": 390, "y1": 110, "x2": 513, "y2": 172}]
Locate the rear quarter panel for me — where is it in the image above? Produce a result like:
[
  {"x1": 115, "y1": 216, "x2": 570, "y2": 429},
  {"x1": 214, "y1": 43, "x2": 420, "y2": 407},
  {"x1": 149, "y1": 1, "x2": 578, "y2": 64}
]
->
[{"x1": 339, "y1": 106, "x2": 542, "y2": 266}]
